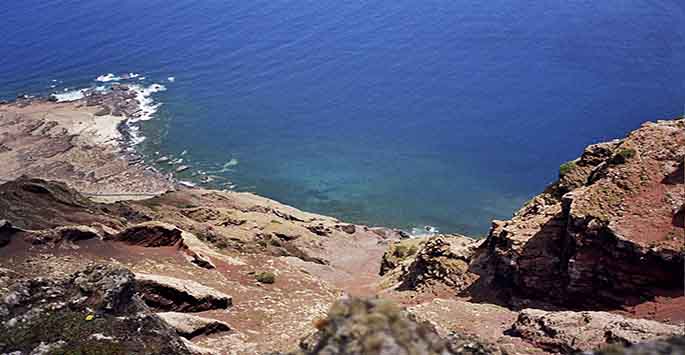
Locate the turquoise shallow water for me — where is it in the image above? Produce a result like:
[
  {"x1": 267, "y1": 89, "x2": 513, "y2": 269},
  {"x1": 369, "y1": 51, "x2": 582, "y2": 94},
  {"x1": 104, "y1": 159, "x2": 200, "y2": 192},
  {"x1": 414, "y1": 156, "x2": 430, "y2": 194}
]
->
[{"x1": 1, "y1": 1, "x2": 683, "y2": 234}]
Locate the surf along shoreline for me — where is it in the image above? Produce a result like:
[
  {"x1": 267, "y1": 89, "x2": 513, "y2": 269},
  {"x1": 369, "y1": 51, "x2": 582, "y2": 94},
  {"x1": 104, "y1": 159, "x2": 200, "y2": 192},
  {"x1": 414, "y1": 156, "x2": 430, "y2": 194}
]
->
[{"x1": 0, "y1": 74, "x2": 443, "y2": 237}]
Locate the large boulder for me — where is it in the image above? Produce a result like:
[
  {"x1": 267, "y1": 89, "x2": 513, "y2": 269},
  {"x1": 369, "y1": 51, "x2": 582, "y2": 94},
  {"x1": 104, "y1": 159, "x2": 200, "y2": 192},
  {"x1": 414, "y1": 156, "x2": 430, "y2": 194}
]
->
[
  {"x1": 158, "y1": 312, "x2": 231, "y2": 339},
  {"x1": 380, "y1": 235, "x2": 480, "y2": 292},
  {"x1": 509, "y1": 309, "x2": 684, "y2": 354},
  {"x1": 115, "y1": 222, "x2": 217, "y2": 269},
  {"x1": 398, "y1": 235, "x2": 480, "y2": 291},
  {"x1": 135, "y1": 273, "x2": 232, "y2": 312},
  {"x1": 115, "y1": 221, "x2": 185, "y2": 247}
]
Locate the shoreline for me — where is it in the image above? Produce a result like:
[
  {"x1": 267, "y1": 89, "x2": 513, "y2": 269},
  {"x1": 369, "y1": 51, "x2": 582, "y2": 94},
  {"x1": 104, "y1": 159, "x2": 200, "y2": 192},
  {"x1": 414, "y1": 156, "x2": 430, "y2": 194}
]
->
[
  {"x1": 0, "y1": 85, "x2": 445, "y2": 236},
  {"x1": 0, "y1": 85, "x2": 426, "y2": 236},
  {"x1": 0, "y1": 85, "x2": 176, "y2": 200}
]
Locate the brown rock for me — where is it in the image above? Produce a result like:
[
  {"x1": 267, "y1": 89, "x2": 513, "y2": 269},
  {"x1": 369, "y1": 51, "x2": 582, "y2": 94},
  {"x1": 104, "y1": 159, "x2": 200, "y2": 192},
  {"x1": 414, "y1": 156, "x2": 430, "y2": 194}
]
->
[
  {"x1": 158, "y1": 312, "x2": 231, "y2": 339},
  {"x1": 115, "y1": 221, "x2": 184, "y2": 247},
  {"x1": 509, "y1": 308, "x2": 684, "y2": 354},
  {"x1": 135, "y1": 273, "x2": 232, "y2": 312},
  {"x1": 384, "y1": 234, "x2": 480, "y2": 292},
  {"x1": 476, "y1": 119, "x2": 685, "y2": 311}
]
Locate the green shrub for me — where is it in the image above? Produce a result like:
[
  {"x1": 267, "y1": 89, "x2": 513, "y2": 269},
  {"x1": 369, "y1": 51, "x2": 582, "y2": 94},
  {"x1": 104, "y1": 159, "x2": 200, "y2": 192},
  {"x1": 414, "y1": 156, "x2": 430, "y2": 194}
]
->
[
  {"x1": 256, "y1": 271, "x2": 276, "y2": 284},
  {"x1": 559, "y1": 161, "x2": 577, "y2": 176},
  {"x1": 617, "y1": 147, "x2": 636, "y2": 160},
  {"x1": 393, "y1": 244, "x2": 418, "y2": 258},
  {"x1": 610, "y1": 147, "x2": 637, "y2": 165}
]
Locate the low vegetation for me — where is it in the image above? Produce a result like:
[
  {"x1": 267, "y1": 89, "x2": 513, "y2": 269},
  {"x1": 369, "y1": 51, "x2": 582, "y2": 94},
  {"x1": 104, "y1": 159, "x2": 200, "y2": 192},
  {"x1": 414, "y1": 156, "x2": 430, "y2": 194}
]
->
[
  {"x1": 559, "y1": 160, "x2": 577, "y2": 177},
  {"x1": 256, "y1": 271, "x2": 276, "y2": 284}
]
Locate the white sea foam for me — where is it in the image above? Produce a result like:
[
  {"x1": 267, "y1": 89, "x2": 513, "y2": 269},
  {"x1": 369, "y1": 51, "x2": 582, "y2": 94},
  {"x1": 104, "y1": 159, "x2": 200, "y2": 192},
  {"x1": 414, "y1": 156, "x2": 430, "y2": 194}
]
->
[
  {"x1": 179, "y1": 181, "x2": 197, "y2": 187},
  {"x1": 96, "y1": 73, "x2": 122, "y2": 82},
  {"x1": 127, "y1": 83, "x2": 167, "y2": 123},
  {"x1": 125, "y1": 124, "x2": 146, "y2": 145},
  {"x1": 167, "y1": 76, "x2": 175, "y2": 82},
  {"x1": 206, "y1": 158, "x2": 239, "y2": 174},
  {"x1": 121, "y1": 82, "x2": 167, "y2": 146},
  {"x1": 409, "y1": 225, "x2": 440, "y2": 238},
  {"x1": 55, "y1": 75, "x2": 166, "y2": 147},
  {"x1": 53, "y1": 89, "x2": 86, "y2": 102}
]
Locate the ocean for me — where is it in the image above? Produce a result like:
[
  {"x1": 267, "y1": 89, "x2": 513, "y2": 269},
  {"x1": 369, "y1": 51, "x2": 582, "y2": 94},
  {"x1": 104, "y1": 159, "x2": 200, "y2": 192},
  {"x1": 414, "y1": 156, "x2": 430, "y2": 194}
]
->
[{"x1": 1, "y1": 0, "x2": 683, "y2": 235}]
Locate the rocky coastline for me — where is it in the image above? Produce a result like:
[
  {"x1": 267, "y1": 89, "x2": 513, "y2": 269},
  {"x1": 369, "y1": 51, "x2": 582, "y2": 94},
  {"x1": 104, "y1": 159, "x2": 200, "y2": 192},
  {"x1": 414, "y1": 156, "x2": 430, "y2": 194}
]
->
[{"x1": 0, "y1": 88, "x2": 683, "y2": 354}]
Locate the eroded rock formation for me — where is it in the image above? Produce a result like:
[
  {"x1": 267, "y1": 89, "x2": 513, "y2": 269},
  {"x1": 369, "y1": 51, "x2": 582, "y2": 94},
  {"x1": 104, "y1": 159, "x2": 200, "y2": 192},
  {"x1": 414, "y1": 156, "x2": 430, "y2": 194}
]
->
[
  {"x1": 475, "y1": 119, "x2": 684, "y2": 310},
  {"x1": 135, "y1": 273, "x2": 232, "y2": 312},
  {"x1": 0, "y1": 265, "x2": 193, "y2": 355}
]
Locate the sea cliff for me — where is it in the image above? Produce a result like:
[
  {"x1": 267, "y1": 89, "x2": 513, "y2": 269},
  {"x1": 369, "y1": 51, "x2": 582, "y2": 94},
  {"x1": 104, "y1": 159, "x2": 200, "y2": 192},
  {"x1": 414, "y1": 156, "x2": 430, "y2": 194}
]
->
[{"x1": 0, "y1": 90, "x2": 683, "y2": 354}]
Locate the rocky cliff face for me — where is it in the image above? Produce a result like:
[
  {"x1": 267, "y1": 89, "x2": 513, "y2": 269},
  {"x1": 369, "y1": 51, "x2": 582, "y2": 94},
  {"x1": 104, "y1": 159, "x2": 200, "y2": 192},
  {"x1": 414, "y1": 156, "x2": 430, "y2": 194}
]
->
[{"x1": 475, "y1": 119, "x2": 684, "y2": 313}]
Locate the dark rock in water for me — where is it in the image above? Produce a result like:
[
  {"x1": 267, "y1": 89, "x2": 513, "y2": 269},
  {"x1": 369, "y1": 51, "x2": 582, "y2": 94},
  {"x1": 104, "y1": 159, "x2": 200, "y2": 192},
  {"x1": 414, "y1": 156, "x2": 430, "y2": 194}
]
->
[
  {"x1": 94, "y1": 106, "x2": 111, "y2": 116},
  {"x1": 47, "y1": 94, "x2": 58, "y2": 102},
  {"x1": 0, "y1": 264, "x2": 193, "y2": 355},
  {"x1": 176, "y1": 165, "x2": 190, "y2": 173},
  {"x1": 286, "y1": 297, "x2": 501, "y2": 355}
]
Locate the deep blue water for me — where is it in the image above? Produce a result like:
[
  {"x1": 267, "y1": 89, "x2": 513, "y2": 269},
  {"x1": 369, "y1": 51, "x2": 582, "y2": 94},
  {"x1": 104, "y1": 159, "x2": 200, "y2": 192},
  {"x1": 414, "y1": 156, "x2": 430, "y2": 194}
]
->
[{"x1": 1, "y1": 1, "x2": 683, "y2": 235}]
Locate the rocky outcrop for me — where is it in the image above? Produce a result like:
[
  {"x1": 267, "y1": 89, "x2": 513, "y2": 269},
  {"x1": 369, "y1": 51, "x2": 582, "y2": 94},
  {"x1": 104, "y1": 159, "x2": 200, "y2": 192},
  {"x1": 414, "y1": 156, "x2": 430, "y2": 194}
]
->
[
  {"x1": 25, "y1": 225, "x2": 101, "y2": 246},
  {"x1": 135, "y1": 273, "x2": 232, "y2": 312},
  {"x1": 288, "y1": 297, "x2": 502, "y2": 355},
  {"x1": 158, "y1": 312, "x2": 231, "y2": 339},
  {"x1": 115, "y1": 221, "x2": 218, "y2": 269},
  {"x1": 0, "y1": 264, "x2": 193, "y2": 355},
  {"x1": 398, "y1": 235, "x2": 479, "y2": 291},
  {"x1": 0, "y1": 177, "x2": 122, "y2": 230},
  {"x1": 477, "y1": 119, "x2": 685, "y2": 309},
  {"x1": 115, "y1": 221, "x2": 185, "y2": 247},
  {"x1": 380, "y1": 235, "x2": 480, "y2": 292},
  {"x1": 379, "y1": 238, "x2": 425, "y2": 275},
  {"x1": 509, "y1": 309, "x2": 684, "y2": 354}
]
